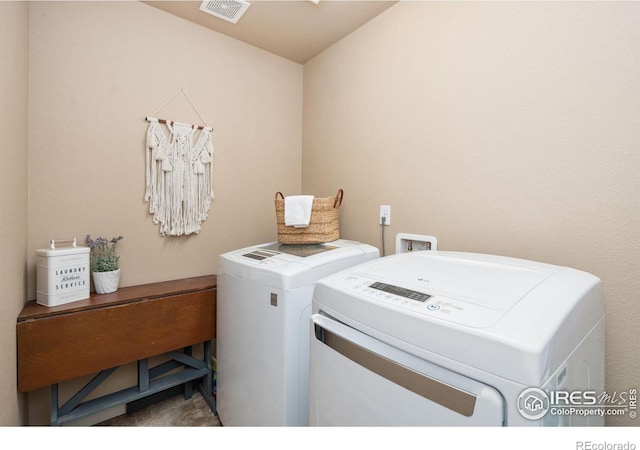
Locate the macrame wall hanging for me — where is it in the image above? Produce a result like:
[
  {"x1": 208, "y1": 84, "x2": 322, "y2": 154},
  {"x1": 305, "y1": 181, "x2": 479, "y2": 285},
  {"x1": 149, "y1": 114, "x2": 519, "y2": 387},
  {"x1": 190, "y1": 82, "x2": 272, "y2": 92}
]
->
[{"x1": 144, "y1": 89, "x2": 214, "y2": 237}]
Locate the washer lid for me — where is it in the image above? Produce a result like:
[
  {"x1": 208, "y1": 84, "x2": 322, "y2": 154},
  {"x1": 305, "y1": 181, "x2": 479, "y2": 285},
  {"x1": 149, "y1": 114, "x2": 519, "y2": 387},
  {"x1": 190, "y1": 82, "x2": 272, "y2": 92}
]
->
[
  {"x1": 219, "y1": 240, "x2": 379, "y2": 290},
  {"x1": 362, "y1": 251, "x2": 560, "y2": 311}
]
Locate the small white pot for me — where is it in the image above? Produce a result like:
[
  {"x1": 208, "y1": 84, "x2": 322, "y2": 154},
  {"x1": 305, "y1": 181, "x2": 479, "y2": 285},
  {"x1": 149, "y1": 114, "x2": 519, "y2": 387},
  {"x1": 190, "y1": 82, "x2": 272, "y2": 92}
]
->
[{"x1": 92, "y1": 269, "x2": 120, "y2": 294}]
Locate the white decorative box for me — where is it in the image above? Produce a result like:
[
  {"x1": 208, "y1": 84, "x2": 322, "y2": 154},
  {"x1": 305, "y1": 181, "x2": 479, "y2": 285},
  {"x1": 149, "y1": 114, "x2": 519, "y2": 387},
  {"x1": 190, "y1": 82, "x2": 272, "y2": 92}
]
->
[{"x1": 36, "y1": 239, "x2": 90, "y2": 307}]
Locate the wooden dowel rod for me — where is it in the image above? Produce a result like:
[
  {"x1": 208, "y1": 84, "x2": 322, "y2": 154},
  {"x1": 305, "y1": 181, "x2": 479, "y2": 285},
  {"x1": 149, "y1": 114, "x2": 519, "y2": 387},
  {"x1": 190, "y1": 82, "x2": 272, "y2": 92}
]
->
[{"x1": 145, "y1": 117, "x2": 211, "y2": 131}]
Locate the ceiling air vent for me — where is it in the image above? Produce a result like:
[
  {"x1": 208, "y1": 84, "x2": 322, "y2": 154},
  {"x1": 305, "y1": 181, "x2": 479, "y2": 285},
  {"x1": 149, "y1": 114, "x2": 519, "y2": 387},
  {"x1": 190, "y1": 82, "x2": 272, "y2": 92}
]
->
[{"x1": 199, "y1": 0, "x2": 251, "y2": 24}]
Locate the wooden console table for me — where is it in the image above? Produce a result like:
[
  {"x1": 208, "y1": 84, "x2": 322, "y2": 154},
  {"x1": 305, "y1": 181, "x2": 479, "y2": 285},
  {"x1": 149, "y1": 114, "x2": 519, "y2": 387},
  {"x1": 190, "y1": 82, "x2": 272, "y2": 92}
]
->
[{"x1": 17, "y1": 275, "x2": 217, "y2": 426}]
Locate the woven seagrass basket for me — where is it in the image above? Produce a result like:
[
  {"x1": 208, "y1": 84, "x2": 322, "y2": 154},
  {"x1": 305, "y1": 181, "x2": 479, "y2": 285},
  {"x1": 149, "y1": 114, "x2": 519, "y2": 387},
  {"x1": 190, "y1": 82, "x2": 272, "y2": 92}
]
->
[{"x1": 274, "y1": 189, "x2": 344, "y2": 244}]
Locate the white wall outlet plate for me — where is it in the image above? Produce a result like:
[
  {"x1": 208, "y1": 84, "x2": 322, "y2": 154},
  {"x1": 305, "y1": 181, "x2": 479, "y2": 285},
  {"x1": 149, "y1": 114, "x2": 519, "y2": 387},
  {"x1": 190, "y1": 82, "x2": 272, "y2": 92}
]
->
[{"x1": 380, "y1": 205, "x2": 391, "y2": 225}]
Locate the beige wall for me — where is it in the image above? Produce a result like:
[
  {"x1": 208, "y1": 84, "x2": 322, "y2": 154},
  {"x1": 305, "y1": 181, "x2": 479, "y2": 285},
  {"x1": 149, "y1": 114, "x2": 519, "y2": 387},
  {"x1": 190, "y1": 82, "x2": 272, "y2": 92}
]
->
[
  {"x1": 28, "y1": 1, "x2": 302, "y2": 296},
  {"x1": 303, "y1": 1, "x2": 639, "y2": 426},
  {"x1": 0, "y1": 1, "x2": 30, "y2": 427},
  {"x1": 22, "y1": 1, "x2": 302, "y2": 424}
]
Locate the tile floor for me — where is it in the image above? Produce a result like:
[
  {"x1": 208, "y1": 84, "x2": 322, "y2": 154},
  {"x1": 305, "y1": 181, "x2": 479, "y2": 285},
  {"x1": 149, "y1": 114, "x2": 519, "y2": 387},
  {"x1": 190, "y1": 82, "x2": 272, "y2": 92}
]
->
[{"x1": 97, "y1": 391, "x2": 221, "y2": 426}]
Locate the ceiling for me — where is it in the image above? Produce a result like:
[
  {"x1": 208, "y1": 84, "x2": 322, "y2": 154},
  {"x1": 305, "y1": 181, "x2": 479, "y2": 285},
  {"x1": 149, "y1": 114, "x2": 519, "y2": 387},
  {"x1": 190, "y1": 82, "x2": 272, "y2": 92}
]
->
[{"x1": 143, "y1": 1, "x2": 398, "y2": 64}]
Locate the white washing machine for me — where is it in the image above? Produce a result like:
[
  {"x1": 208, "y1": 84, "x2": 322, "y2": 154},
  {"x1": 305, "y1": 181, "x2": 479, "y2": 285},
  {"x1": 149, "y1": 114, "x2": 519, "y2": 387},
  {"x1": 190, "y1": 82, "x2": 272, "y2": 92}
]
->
[
  {"x1": 310, "y1": 251, "x2": 605, "y2": 426},
  {"x1": 217, "y1": 239, "x2": 379, "y2": 426}
]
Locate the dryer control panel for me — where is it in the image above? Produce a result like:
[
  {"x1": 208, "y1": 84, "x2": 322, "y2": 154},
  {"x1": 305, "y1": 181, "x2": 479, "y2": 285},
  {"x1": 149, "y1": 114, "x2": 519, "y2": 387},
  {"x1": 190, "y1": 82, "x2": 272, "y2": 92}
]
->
[
  {"x1": 333, "y1": 275, "x2": 505, "y2": 328},
  {"x1": 369, "y1": 282, "x2": 431, "y2": 302}
]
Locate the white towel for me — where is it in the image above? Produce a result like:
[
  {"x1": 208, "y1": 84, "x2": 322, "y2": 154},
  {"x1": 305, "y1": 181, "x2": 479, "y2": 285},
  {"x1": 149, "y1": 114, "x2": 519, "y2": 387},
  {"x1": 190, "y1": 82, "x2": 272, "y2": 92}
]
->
[{"x1": 284, "y1": 195, "x2": 314, "y2": 228}]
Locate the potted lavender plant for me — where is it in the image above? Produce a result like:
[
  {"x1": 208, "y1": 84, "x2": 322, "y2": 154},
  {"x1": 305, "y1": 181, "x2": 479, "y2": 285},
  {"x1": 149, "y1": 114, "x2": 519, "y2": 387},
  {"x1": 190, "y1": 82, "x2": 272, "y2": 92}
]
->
[{"x1": 85, "y1": 235, "x2": 124, "y2": 294}]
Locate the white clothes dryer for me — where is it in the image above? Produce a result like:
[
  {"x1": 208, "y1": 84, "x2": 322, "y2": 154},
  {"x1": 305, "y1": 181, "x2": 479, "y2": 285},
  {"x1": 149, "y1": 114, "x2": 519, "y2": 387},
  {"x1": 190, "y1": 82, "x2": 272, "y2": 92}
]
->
[
  {"x1": 309, "y1": 251, "x2": 605, "y2": 426},
  {"x1": 217, "y1": 239, "x2": 379, "y2": 426}
]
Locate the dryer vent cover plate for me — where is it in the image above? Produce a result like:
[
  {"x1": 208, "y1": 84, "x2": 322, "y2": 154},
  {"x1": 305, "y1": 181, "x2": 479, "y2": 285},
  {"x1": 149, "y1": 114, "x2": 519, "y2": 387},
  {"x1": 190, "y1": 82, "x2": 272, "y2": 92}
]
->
[{"x1": 199, "y1": 0, "x2": 250, "y2": 24}]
